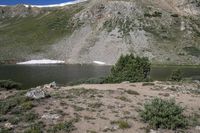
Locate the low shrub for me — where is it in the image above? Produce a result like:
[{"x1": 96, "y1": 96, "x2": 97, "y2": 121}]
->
[
  {"x1": 144, "y1": 11, "x2": 162, "y2": 17},
  {"x1": 0, "y1": 80, "x2": 22, "y2": 90},
  {"x1": 0, "y1": 116, "x2": 7, "y2": 123},
  {"x1": 24, "y1": 112, "x2": 38, "y2": 122},
  {"x1": 111, "y1": 120, "x2": 131, "y2": 129},
  {"x1": 88, "y1": 102, "x2": 103, "y2": 109},
  {"x1": 21, "y1": 101, "x2": 34, "y2": 111},
  {"x1": 188, "y1": 113, "x2": 200, "y2": 127},
  {"x1": 49, "y1": 120, "x2": 76, "y2": 133},
  {"x1": 183, "y1": 46, "x2": 200, "y2": 57},
  {"x1": 115, "y1": 96, "x2": 131, "y2": 102},
  {"x1": 68, "y1": 77, "x2": 105, "y2": 86},
  {"x1": 24, "y1": 123, "x2": 43, "y2": 133},
  {"x1": 0, "y1": 93, "x2": 31, "y2": 115},
  {"x1": 0, "y1": 128, "x2": 11, "y2": 133},
  {"x1": 171, "y1": 14, "x2": 179, "y2": 17},
  {"x1": 125, "y1": 90, "x2": 140, "y2": 95},
  {"x1": 170, "y1": 69, "x2": 183, "y2": 82},
  {"x1": 142, "y1": 82, "x2": 155, "y2": 86},
  {"x1": 8, "y1": 116, "x2": 21, "y2": 125},
  {"x1": 140, "y1": 98, "x2": 188, "y2": 129}
]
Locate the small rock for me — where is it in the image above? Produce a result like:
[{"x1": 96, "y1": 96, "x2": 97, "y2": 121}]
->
[
  {"x1": 25, "y1": 88, "x2": 46, "y2": 99},
  {"x1": 150, "y1": 129, "x2": 157, "y2": 133},
  {"x1": 44, "y1": 81, "x2": 58, "y2": 89},
  {"x1": 121, "y1": 81, "x2": 130, "y2": 84},
  {"x1": 50, "y1": 81, "x2": 57, "y2": 88},
  {"x1": 195, "y1": 126, "x2": 200, "y2": 130},
  {"x1": 194, "y1": 80, "x2": 200, "y2": 84},
  {"x1": 158, "y1": 93, "x2": 170, "y2": 97},
  {"x1": 118, "y1": 104, "x2": 126, "y2": 108},
  {"x1": 4, "y1": 123, "x2": 14, "y2": 129},
  {"x1": 41, "y1": 114, "x2": 60, "y2": 120},
  {"x1": 103, "y1": 126, "x2": 110, "y2": 132},
  {"x1": 112, "y1": 125, "x2": 119, "y2": 130}
]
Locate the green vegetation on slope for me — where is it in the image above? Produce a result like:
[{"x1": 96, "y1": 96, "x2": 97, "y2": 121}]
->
[
  {"x1": 0, "y1": 5, "x2": 83, "y2": 61},
  {"x1": 183, "y1": 46, "x2": 200, "y2": 57}
]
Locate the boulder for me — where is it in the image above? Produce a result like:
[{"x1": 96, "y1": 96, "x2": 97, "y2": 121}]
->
[
  {"x1": 121, "y1": 81, "x2": 130, "y2": 84},
  {"x1": 25, "y1": 88, "x2": 46, "y2": 99},
  {"x1": 196, "y1": 126, "x2": 200, "y2": 130},
  {"x1": 4, "y1": 123, "x2": 14, "y2": 129},
  {"x1": 25, "y1": 82, "x2": 59, "y2": 99},
  {"x1": 44, "y1": 81, "x2": 59, "y2": 89},
  {"x1": 150, "y1": 129, "x2": 157, "y2": 133}
]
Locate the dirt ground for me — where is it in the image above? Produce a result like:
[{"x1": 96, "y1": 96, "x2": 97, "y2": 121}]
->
[{"x1": 0, "y1": 81, "x2": 200, "y2": 133}]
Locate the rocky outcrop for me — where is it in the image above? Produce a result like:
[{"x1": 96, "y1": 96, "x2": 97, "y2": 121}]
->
[
  {"x1": 51, "y1": 0, "x2": 200, "y2": 65},
  {"x1": 25, "y1": 88, "x2": 47, "y2": 99},
  {"x1": 25, "y1": 82, "x2": 58, "y2": 99}
]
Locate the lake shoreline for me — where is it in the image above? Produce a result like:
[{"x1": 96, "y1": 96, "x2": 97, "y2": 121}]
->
[{"x1": 0, "y1": 64, "x2": 200, "y2": 89}]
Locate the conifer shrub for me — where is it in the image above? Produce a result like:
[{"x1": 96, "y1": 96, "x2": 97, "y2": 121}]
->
[
  {"x1": 170, "y1": 69, "x2": 183, "y2": 82},
  {"x1": 105, "y1": 54, "x2": 151, "y2": 83}
]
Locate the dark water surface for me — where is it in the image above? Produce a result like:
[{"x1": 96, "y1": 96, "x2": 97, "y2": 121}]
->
[{"x1": 0, "y1": 64, "x2": 200, "y2": 88}]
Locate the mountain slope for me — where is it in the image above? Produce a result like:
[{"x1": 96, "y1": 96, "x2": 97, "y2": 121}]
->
[{"x1": 0, "y1": 0, "x2": 200, "y2": 64}]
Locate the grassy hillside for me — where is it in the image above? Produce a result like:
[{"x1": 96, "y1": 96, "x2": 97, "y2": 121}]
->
[{"x1": 0, "y1": 5, "x2": 83, "y2": 62}]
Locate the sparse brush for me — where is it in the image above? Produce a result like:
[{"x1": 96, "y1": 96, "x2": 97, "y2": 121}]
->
[
  {"x1": 140, "y1": 98, "x2": 188, "y2": 130},
  {"x1": 111, "y1": 120, "x2": 131, "y2": 129}
]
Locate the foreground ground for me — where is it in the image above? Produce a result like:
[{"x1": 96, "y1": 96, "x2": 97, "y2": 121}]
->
[{"x1": 0, "y1": 81, "x2": 200, "y2": 133}]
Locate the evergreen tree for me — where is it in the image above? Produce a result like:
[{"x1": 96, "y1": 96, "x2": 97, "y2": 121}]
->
[{"x1": 106, "y1": 54, "x2": 151, "y2": 83}]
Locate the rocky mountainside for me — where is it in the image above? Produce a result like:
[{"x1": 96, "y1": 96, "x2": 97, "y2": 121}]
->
[{"x1": 0, "y1": 0, "x2": 200, "y2": 65}]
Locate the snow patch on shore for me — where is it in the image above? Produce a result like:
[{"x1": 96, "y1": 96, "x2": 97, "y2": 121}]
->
[
  {"x1": 17, "y1": 59, "x2": 65, "y2": 65},
  {"x1": 0, "y1": 0, "x2": 87, "y2": 8},
  {"x1": 93, "y1": 61, "x2": 106, "y2": 65}
]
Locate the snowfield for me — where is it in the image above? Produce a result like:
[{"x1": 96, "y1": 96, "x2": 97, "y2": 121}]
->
[
  {"x1": 17, "y1": 59, "x2": 65, "y2": 65},
  {"x1": 93, "y1": 61, "x2": 106, "y2": 65}
]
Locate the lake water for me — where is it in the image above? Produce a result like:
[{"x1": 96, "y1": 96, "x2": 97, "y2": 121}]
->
[
  {"x1": 0, "y1": 0, "x2": 75, "y2": 6},
  {"x1": 0, "y1": 64, "x2": 200, "y2": 88}
]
